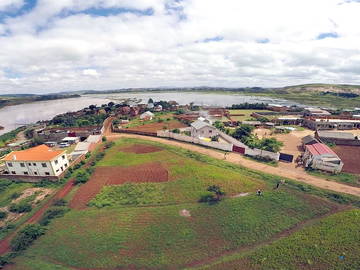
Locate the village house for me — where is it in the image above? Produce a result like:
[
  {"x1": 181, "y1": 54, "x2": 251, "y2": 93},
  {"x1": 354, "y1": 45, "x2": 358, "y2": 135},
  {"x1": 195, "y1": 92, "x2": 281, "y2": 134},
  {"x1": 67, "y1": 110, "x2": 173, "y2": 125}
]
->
[
  {"x1": 2, "y1": 145, "x2": 69, "y2": 178},
  {"x1": 190, "y1": 119, "x2": 219, "y2": 138},
  {"x1": 303, "y1": 108, "x2": 331, "y2": 117},
  {"x1": 302, "y1": 142, "x2": 343, "y2": 173},
  {"x1": 315, "y1": 131, "x2": 360, "y2": 146},
  {"x1": 303, "y1": 118, "x2": 360, "y2": 130},
  {"x1": 140, "y1": 111, "x2": 154, "y2": 120}
]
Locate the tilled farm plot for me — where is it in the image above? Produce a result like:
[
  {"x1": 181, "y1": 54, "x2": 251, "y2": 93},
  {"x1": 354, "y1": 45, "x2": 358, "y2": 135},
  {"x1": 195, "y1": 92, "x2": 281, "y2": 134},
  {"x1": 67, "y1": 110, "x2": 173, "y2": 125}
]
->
[
  {"x1": 120, "y1": 144, "x2": 163, "y2": 154},
  {"x1": 69, "y1": 162, "x2": 169, "y2": 209},
  {"x1": 333, "y1": 145, "x2": 360, "y2": 174}
]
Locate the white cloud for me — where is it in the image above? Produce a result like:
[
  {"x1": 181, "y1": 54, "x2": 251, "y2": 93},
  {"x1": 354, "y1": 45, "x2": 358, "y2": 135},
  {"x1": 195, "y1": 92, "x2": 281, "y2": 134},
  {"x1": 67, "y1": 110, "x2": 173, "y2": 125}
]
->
[
  {"x1": 0, "y1": 0, "x2": 24, "y2": 11},
  {"x1": 0, "y1": 0, "x2": 360, "y2": 94}
]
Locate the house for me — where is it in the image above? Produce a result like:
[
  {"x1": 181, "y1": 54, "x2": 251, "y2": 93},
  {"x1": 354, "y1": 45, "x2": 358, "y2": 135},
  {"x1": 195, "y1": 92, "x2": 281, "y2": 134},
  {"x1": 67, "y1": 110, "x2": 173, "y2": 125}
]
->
[
  {"x1": 275, "y1": 117, "x2": 303, "y2": 126},
  {"x1": 147, "y1": 103, "x2": 154, "y2": 110},
  {"x1": 303, "y1": 118, "x2": 360, "y2": 130},
  {"x1": 61, "y1": 137, "x2": 79, "y2": 145},
  {"x1": 302, "y1": 135, "x2": 319, "y2": 146},
  {"x1": 154, "y1": 105, "x2": 163, "y2": 112},
  {"x1": 304, "y1": 108, "x2": 331, "y2": 117},
  {"x1": 268, "y1": 104, "x2": 289, "y2": 112},
  {"x1": 140, "y1": 111, "x2": 154, "y2": 120},
  {"x1": 315, "y1": 131, "x2": 360, "y2": 146},
  {"x1": 2, "y1": 145, "x2": 69, "y2": 178},
  {"x1": 190, "y1": 120, "x2": 219, "y2": 138},
  {"x1": 303, "y1": 143, "x2": 343, "y2": 173},
  {"x1": 241, "y1": 121, "x2": 262, "y2": 127}
]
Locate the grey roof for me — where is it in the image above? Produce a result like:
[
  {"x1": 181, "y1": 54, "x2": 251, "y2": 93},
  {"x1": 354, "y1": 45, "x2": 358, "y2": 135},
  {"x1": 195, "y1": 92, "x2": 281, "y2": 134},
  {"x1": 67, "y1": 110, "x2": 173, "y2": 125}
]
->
[
  {"x1": 191, "y1": 120, "x2": 213, "y2": 130},
  {"x1": 317, "y1": 131, "x2": 355, "y2": 140},
  {"x1": 74, "y1": 142, "x2": 91, "y2": 152},
  {"x1": 302, "y1": 135, "x2": 318, "y2": 145},
  {"x1": 242, "y1": 121, "x2": 262, "y2": 125}
]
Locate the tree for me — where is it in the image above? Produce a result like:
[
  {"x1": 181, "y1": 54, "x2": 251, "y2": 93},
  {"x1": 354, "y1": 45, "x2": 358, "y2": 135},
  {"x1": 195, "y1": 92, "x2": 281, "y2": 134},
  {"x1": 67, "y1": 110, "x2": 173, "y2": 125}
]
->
[
  {"x1": 207, "y1": 185, "x2": 226, "y2": 201},
  {"x1": 259, "y1": 137, "x2": 283, "y2": 152},
  {"x1": 214, "y1": 121, "x2": 225, "y2": 131},
  {"x1": 108, "y1": 101, "x2": 115, "y2": 107},
  {"x1": 233, "y1": 124, "x2": 254, "y2": 140}
]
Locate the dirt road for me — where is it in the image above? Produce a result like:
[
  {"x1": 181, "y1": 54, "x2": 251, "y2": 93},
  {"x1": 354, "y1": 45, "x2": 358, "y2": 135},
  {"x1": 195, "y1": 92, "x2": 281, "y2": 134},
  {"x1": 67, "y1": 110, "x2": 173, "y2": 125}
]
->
[{"x1": 107, "y1": 133, "x2": 360, "y2": 197}]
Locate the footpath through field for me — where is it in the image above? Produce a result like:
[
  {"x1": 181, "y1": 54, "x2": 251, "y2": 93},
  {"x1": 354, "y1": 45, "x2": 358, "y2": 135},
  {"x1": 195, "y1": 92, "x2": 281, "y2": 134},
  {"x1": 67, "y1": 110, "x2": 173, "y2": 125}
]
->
[{"x1": 107, "y1": 133, "x2": 360, "y2": 197}]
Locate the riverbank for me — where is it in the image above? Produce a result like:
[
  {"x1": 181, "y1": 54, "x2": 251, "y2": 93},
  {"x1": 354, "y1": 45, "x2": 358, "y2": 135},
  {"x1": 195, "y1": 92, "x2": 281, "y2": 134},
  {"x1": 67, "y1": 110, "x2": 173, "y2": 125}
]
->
[{"x1": 0, "y1": 94, "x2": 81, "y2": 110}]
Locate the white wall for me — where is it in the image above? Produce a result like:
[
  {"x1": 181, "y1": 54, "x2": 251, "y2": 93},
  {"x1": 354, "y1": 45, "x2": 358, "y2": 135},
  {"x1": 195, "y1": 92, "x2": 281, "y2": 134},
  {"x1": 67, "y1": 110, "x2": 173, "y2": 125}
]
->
[
  {"x1": 245, "y1": 148, "x2": 280, "y2": 161},
  {"x1": 5, "y1": 153, "x2": 69, "y2": 177}
]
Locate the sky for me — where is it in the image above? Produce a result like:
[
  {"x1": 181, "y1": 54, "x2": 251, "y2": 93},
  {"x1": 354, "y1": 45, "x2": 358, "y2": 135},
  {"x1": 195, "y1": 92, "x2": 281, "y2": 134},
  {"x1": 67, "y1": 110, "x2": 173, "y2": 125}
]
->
[{"x1": 0, "y1": 0, "x2": 360, "y2": 94}]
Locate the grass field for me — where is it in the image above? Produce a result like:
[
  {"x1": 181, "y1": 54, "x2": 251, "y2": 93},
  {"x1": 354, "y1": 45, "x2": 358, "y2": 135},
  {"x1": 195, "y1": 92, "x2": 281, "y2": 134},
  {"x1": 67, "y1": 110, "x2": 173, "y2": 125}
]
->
[
  {"x1": 307, "y1": 169, "x2": 360, "y2": 188},
  {"x1": 91, "y1": 139, "x2": 264, "y2": 206},
  {"x1": 4, "y1": 138, "x2": 359, "y2": 270},
  {"x1": 194, "y1": 209, "x2": 360, "y2": 270},
  {"x1": 0, "y1": 180, "x2": 32, "y2": 207},
  {"x1": 8, "y1": 190, "x2": 337, "y2": 270}
]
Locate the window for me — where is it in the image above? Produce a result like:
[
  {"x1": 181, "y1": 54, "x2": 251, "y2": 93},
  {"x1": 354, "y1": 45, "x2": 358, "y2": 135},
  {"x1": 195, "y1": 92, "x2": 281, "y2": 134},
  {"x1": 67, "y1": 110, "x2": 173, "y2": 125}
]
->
[
  {"x1": 23, "y1": 172, "x2": 28, "y2": 175},
  {"x1": 55, "y1": 160, "x2": 58, "y2": 165},
  {"x1": 11, "y1": 171, "x2": 16, "y2": 174},
  {"x1": 62, "y1": 155, "x2": 66, "y2": 159},
  {"x1": 33, "y1": 163, "x2": 36, "y2": 166},
  {"x1": 20, "y1": 163, "x2": 25, "y2": 167},
  {"x1": 45, "y1": 172, "x2": 50, "y2": 176},
  {"x1": 209, "y1": 130, "x2": 212, "y2": 134},
  {"x1": 56, "y1": 169, "x2": 59, "y2": 172},
  {"x1": 34, "y1": 172, "x2": 38, "y2": 175},
  {"x1": 42, "y1": 163, "x2": 47, "y2": 168},
  {"x1": 8, "y1": 163, "x2": 13, "y2": 167},
  {"x1": 61, "y1": 166, "x2": 64, "y2": 172},
  {"x1": 28, "y1": 163, "x2": 32, "y2": 166},
  {"x1": 64, "y1": 163, "x2": 68, "y2": 168}
]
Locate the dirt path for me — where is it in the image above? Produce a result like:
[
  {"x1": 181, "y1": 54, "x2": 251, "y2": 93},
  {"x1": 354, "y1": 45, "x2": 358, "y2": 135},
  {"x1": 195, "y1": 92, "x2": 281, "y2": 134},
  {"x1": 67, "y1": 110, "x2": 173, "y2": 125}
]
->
[
  {"x1": 0, "y1": 179, "x2": 75, "y2": 256},
  {"x1": 107, "y1": 133, "x2": 360, "y2": 197}
]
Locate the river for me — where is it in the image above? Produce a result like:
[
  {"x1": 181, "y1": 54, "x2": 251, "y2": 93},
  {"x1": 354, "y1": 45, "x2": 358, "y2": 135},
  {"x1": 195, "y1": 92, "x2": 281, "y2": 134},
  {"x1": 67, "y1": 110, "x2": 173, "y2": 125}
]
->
[{"x1": 0, "y1": 92, "x2": 299, "y2": 135}]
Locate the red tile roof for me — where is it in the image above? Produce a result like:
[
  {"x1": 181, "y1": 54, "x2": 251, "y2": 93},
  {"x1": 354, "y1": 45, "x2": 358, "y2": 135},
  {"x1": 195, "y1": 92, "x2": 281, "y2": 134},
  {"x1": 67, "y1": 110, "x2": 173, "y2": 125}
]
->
[
  {"x1": 305, "y1": 143, "x2": 337, "y2": 156},
  {"x1": 3, "y1": 145, "x2": 64, "y2": 162}
]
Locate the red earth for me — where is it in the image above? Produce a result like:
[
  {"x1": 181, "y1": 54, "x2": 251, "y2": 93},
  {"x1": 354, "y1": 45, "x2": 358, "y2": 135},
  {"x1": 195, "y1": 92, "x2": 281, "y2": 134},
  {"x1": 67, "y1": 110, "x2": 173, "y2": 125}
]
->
[
  {"x1": 120, "y1": 144, "x2": 163, "y2": 154},
  {"x1": 333, "y1": 145, "x2": 360, "y2": 174},
  {"x1": 127, "y1": 120, "x2": 187, "y2": 133},
  {"x1": 69, "y1": 162, "x2": 169, "y2": 210}
]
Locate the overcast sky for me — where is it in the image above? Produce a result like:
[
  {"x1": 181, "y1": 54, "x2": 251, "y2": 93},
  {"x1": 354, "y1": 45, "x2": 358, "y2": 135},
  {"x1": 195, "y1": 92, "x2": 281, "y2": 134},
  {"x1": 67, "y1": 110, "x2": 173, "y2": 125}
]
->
[{"x1": 0, "y1": 0, "x2": 360, "y2": 94}]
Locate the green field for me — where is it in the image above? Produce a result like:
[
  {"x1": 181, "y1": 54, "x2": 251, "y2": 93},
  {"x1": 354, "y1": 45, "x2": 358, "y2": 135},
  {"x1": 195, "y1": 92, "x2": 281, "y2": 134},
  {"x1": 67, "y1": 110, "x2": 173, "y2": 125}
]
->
[
  {"x1": 228, "y1": 109, "x2": 273, "y2": 121},
  {"x1": 194, "y1": 209, "x2": 360, "y2": 270},
  {"x1": 5, "y1": 138, "x2": 357, "y2": 270},
  {"x1": 307, "y1": 169, "x2": 360, "y2": 188}
]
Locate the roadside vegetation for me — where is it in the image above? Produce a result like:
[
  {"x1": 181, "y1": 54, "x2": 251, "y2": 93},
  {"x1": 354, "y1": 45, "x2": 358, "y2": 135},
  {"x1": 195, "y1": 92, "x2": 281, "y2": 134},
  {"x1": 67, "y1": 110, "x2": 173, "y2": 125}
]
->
[{"x1": 307, "y1": 169, "x2": 360, "y2": 188}]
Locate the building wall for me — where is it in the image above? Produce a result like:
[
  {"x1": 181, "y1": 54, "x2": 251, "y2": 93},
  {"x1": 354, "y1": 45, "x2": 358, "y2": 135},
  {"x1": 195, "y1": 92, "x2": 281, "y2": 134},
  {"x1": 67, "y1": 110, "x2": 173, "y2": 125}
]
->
[
  {"x1": 191, "y1": 126, "x2": 219, "y2": 138},
  {"x1": 4, "y1": 154, "x2": 69, "y2": 177}
]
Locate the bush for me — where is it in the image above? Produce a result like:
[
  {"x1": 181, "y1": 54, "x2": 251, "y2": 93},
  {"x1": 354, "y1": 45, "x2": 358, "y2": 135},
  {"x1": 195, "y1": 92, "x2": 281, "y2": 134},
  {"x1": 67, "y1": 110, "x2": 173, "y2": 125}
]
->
[
  {"x1": 0, "y1": 211, "x2": 7, "y2": 220},
  {"x1": 104, "y1": 141, "x2": 115, "y2": 149},
  {"x1": 10, "y1": 224, "x2": 46, "y2": 252},
  {"x1": 102, "y1": 136, "x2": 107, "y2": 142},
  {"x1": 52, "y1": 199, "x2": 67, "y2": 206},
  {"x1": 74, "y1": 170, "x2": 90, "y2": 185},
  {"x1": 39, "y1": 207, "x2": 69, "y2": 226},
  {"x1": 9, "y1": 202, "x2": 32, "y2": 213},
  {"x1": 10, "y1": 192, "x2": 21, "y2": 200},
  {"x1": 34, "y1": 178, "x2": 55, "y2": 187},
  {"x1": 172, "y1": 128, "x2": 180, "y2": 134},
  {"x1": 85, "y1": 152, "x2": 91, "y2": 159}
]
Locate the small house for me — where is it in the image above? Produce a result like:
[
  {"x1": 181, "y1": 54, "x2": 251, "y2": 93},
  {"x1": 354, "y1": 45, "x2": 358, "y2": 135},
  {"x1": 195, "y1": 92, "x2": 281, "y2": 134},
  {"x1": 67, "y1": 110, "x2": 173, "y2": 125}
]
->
[
  {"x1": 140, "y1": 111, "x2": 154, "y2": 120},
  {"x1": 190, "y1": 120, "x2": 219, "y2": 138}
]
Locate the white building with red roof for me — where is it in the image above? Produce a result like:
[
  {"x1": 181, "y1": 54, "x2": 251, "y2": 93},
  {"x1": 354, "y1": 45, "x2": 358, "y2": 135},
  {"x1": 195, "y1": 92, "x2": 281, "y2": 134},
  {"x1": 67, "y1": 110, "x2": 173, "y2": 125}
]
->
[
  {"x1": 303, "y1": 142, "x2": 343, "y2": 173},
  {"x1": 2, "y1": 145, "x2": 69, "y2": 178}
]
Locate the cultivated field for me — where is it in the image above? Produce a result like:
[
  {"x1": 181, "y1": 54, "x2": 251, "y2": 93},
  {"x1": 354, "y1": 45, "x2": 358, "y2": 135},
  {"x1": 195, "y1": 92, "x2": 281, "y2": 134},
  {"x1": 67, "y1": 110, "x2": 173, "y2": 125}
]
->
[
  {"x1": 333, "y1": 145, "x2": 360, "y2": 175},
  {"x1": 5, "y1": 138, "x2": 358, "y2": 270}
]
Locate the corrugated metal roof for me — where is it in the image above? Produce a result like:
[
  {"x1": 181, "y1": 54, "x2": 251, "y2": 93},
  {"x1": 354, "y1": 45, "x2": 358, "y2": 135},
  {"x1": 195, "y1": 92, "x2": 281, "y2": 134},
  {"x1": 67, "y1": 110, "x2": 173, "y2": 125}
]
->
[
  {"x1": 317, "y1": 131, "x2": 355, "y2": 140},
  {"x1": 191, "y1": 120, "x2": 212, "y2": 130},
  {"x1": 305, "y1": 143, "x2": 338, "y2": 157},
  {"x1": 302, "y1": 135, "x2": 318, "y2": 145}
]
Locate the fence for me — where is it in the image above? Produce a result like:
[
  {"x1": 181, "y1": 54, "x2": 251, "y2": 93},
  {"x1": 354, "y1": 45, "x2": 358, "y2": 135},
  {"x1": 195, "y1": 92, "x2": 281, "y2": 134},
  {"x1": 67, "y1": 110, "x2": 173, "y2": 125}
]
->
[
  {"x1": 157, "y1": 131, "x2": 233, "y2": 152},
  {"x1": 245, "y1": 148, "x2": 280, "y2": 161},
  {"x1": 113, "y1": 128, "x2": 157, "y2": 137}
]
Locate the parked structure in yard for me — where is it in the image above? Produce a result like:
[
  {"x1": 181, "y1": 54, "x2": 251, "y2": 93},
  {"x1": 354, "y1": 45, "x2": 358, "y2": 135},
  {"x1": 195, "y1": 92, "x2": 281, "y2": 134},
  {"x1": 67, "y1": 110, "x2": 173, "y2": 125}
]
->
[
  {"x1": 61, "y1": 137, "x2": 79, "y2": 145},
  {"x1": 315, "y1": 131, "x2": 360, "y2": 146},
  {"x1": 303, "y1": 143, "x2": 343, "y2": 173},
  {"x1": 1, "y1": 145, "x2": 69, "y2": 178},
  {"x1": 303, "y1": 118, "x2": 360, "y2": 130},
  {"x1": 190, "y1": 120, "x2": 219, "y2": 138},
  {"x1": 140, "y1": 111, "x2": 154, "y2": 120}
]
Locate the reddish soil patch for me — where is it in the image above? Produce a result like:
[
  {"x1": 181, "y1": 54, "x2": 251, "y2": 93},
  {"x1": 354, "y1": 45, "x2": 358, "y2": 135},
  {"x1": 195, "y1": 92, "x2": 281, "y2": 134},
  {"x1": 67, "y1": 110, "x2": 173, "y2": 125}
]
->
[
  {"x1": 333, "y1": 145, "x2": 360, "y2": 174},
  {"x1": 127, "y1": 120, "x2": 187, "y2": 133},
  {"x1": 120, "y1": 144, "x2": 163, "y2": 154},
  {"x1": 69, "y1": 162, "x2": 169, "y2": 210}
]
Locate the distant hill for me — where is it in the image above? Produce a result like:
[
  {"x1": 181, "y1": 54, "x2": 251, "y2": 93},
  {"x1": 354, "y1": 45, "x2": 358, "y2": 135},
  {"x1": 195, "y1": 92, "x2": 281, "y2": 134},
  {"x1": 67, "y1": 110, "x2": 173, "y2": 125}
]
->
[{"x1": 278, "y1": 84, "x2": 360, "y2": 95}]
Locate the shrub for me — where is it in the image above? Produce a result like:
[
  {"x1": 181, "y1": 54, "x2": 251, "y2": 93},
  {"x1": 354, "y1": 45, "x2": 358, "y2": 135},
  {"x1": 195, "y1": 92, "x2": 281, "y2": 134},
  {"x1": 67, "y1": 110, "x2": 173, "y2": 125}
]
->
[
  {"x1": 102, "y1": 136, "x2": 107, "y2": 142},
  {"x1": 0, "y1": 211, "x2": 7, "y2": 220},
  {"x1": 39, "y1": 207, "x2": 69, "y2": 226},
  {"x1": 53, "y1": 199, "x2": 67, "y2": 206},
  {"x1": 34, "y1": 178, "x2": 55, "y2": 187},
  {"x1": 104, "y1": 141, "x2": 114, "y2": 149},
  {"x1": 10, "y1": 192, "x2": 21, "y2": 200},
  {"x1": 74, "y1": 170, "x2": 90, "y2": 185},
  {"x1": 172, "y1": 128, "x2": 180, "y2": 134},
  {"x1": 9, "y1": 202, "x2": 32, "y2": 213},
  {"x1": 85, "y1": 152, "x2": 91, "y2": 159},
  {"x1": 10, "y1": 224, "x2": 46, "y2": 252}
]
